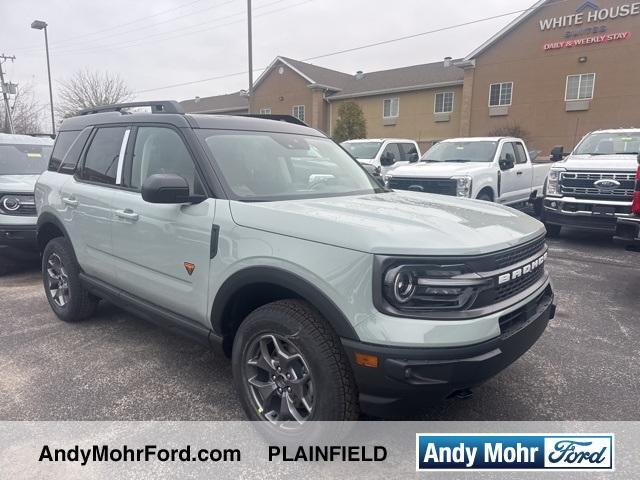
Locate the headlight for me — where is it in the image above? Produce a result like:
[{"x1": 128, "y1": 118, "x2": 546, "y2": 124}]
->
[
  {"x1": 2, "y1": 196, "x2": 21, "y2": 212},
  {"x1": 0, "y1": 194, "x2": 35, "y2": 215},
  {"x1": 546, "y1": 168, "x2": 564, "y2": 197},
  {"x1": 381, "y1": 262, "x2": 487, "y2": 313},
  {"x1": 452, "y1": 175, "x2": 473, "y2": 197},
  {"x1": 383, "y1": 174, "x2": 392, "y2": 188}
]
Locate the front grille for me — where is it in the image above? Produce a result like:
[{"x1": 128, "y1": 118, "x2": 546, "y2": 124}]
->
[
  {"x1": 495, "y1": 265, "x2": 545, "y2": 302},
  {"x1": 560, "y1": 171, "x2": 635, "y2": 201},
  {"x1": 389, "y1": 177, "x2": 457, "y2": 196},
  {"x1": 492, "y1": 236, "x2": 546, "y2": 269}
]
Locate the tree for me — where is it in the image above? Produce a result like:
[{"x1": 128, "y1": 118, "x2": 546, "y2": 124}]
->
[
  {"x1": 57, "y1": 69, "x2": 133, "y2": 118},
  {"x1": 487, "y1": 123, "x2": 529, "y2": 142},
  {"x1": 0, "y1": 84, "x2": 43, "y2": 134},
  {"x1": 333, "y1": 102, "x2": 366, "y2": 143}
]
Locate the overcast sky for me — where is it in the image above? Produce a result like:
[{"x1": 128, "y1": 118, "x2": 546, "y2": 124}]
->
[{"x1": 1, "y1": 0, "x2": 534, "y2": 122}]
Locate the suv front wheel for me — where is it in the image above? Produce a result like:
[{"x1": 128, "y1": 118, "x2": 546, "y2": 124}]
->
[
  {"x1": 232, "y1": 299, "x2": 359, "y2": 426},
  {"x1": 42, "y1": 237, "x2": 99, "y2": 322}
]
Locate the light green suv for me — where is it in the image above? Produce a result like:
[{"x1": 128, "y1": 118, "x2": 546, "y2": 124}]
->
[{"x1": 35, "y1": 101, "x2": 555, "y2": 424}]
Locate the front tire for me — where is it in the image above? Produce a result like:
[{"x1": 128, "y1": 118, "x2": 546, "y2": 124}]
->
[
  {"x1": 42, "y1": 237, "x2": 98, "y2": 322},
  {"x1": 232, "y1": 299, "x2": 358, "y2": 427},
  {"x1": 545, "y1": 223, "x2": 562, "y2": 237},
  {"x1": 476, "y1": 192, "x2": 493, "y2": 202}
]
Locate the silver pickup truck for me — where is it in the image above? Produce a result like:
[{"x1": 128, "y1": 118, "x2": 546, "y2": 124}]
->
[{"x1": 543, "y1": 129, "x2": 640, "y2": 236}]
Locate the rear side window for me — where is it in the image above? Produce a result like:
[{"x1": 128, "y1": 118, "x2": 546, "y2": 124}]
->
[
  {"x1": 400, "y1": 143, "x2": 418, "y2": 161},
  {"x1": 59, "y1": 128, "x2": 92, "y2": 174},
  {"x1": 48, "y1": 131, "x2": 80, "y2": 171},
  {"x1": 80, "y1": 127, "x2": 126, "y2": 185},
  {"x1": 514, "y1": 143, "x2": 528, "y2": 164}
]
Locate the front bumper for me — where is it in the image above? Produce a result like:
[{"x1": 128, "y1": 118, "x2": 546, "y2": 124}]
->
[
  {"x1": 342, "y1": 285, "x2": 555, "y2": 417},
  {"x1": 543, "y1": 197, "x2": 631, "y2": 231},
  {"x1": 0, "y1": 224, "x2": 37, "y2": 247},
  {"x1": 614, "y1": 216, "x2": 640, "y2": 249}
]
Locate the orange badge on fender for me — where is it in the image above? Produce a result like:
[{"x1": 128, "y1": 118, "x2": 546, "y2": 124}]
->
[{"x1": 184, "y1": 262, "x2": 196, "y2": 276}]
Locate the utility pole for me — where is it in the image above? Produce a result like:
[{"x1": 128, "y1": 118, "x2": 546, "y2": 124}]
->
[
  {"x1": 247, "y1": 0, "x2": 253, "y2": 113},
  {"x1": 0, "y1": 54, "x2": 16, "y2": 134}
]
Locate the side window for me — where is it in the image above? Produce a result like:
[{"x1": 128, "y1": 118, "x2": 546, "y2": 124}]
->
[
  {"x1": 80, "y1": 127, "x2": 127, "y2": 185},
  {"x1": 381, "y1": 143, "x2": 402, "y2": 162},
  {"x1": 59, "y1": 128, "x2": 92, "y2": 174},
  {"x1": 400, "y1": 143, "x2": 418, "y2": 161},
  {"x1": 499, "y1": 142, "x2": 517, "y2": 163},
  {"x1": 129, "y1": 127, "x2": 203, "y2": 195},
  {"x1": 48, "y1": 131, "x2": 80, "y2": 171},
  {"x1": 513, "y1": 143, "x2": 528, "y2": 164}
]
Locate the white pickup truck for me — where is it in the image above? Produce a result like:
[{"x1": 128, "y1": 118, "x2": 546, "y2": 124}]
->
[
  {"x1": 385, "y1": 137, "x2": 551, "y2": 211},
  {"x1": 341, "y1": 138, "x2": 421, "y2": 174}
]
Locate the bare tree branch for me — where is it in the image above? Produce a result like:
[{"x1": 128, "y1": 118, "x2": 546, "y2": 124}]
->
[
  {"x1": 56, "y1": 69, "x2": 133, "y2": 118},
  {"x1": 0, "y1": 84, "x2": 44, "y2": 134}
]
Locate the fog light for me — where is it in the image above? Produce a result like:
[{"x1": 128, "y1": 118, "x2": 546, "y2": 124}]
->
[{"x1": 551, "y1": 201, "x2": 558, "y2": 208}]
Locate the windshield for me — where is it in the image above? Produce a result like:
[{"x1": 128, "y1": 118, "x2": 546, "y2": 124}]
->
[
  {"x1": 421, "y1": 141, "x2": 498, "y2": 163},
  {"x1": 198, "y1": 130, "x2": 383, "y2": 201},
  {"x1": 0, "y1": 143, "x2": 53, "y2": 175},
  {"x1": 341, "y1": 141, "x2": 382, "y2": 160},
  {"x1": 574, "y1": 132, "x2": 640, "y2": 156}
]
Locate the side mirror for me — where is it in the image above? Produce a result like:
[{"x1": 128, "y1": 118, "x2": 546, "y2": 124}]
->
[
  {"x1": 142, "y1": 174, "x2": 202, "y2": 204},
  {"x1": 550, "y1": 145, "x2": 565, "y2": 162},
  {"x1": 499, "y1": 153, "x2": 515, "y2": 171},
  {"x1": 408, "y1": 153, "x2": 419, "y2": 163},
  {"x1": 380, "y1": 151, "x2": 396, "y2": 167}
]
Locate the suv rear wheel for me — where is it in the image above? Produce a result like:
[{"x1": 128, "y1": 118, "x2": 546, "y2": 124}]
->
[
  {"x1": 42, "y1": 237, "x2": 98, "y2": 322},
  {"x1": 232, "y1": 299, "x2": 358, "y2": 427}
]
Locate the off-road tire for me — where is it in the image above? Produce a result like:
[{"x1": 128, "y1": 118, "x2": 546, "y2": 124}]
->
[
  {"x1": 42, "y1": 237, "x2": 98, "y2": 322},
  {"x1": 232, "y1": 299, "x2": 359, "y2": 425}
]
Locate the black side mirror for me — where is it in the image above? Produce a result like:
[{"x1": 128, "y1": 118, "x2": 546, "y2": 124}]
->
[
  {"x1": 142, "y1": 174, "x2": 203, "y2": 204},
  {"x1": 380, "y1": 152, "x2": 396, "y2": 167},
  {"x1": 550, "y1": 145, "x2": 565, "y2": 162},
  {"x1": 499, "y1": 153, "x2": 515, "y2": 171},
  {"x1": 408, "y1": 153, "x2": 419, "y2": 163}
]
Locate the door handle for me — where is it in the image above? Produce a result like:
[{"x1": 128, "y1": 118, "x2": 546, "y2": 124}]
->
[
  {"x1": 62, "y1": 196, "x2": 79, "y2": 207},
  {"x1": 516, "y1": 171, "x2": 524, "y2": 176},
  {"x1": 115, "y1": 209, "x2": 139, "y2": 221}
]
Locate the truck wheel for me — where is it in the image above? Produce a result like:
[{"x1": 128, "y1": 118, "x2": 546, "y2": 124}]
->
[
  {"x1": 545, "y1": 223, "x2": 562, "y2": 237},
  {"x1": 477, "y1": 192, "x2": 493, "y2": 202},
  {"x1": 42, "y1": 237, "x2": 98, "y2": 322},
  {"x1": 533, "y1": 197, "x2": 544, "y2": 217},
  {"x1": 232, "y1": 299, "x2": 359, "y2": 426}
]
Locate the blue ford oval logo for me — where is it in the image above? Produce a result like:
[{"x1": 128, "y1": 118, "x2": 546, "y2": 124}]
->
[{"x1": 593, "y1": 179, "x2": 620, "y2": 190}]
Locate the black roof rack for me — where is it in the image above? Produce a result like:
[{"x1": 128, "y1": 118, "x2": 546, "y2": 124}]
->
[
  {"x1": 236, "y1": 114, "x2": 308, "y2": 127},
  {"x1": 78, "y1": 101, "x2": 184, "y2": 116}
]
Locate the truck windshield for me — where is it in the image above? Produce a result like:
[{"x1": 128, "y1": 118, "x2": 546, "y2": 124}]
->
[
  {"x1": 198, "y1": 130, "x2": 384, "y2": 201},
  {"x1": 0, "y1": 144, "x2": 53, "y2": 175},
  {"x1": 421, "y1": 141, "x2": 497, "y2": 163},
  {"x1": 341, "y1": 141, "x2": 382, "y2": 159},
  {"x1": 574, "y1": 132, "x2": 640, "y2": 156}
]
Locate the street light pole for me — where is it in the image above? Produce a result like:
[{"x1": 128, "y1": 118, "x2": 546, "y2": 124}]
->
[
  {"x1": 0, "y1": 55, "x2": 15, "y2": 134},
  {"x1": 247, "y1": 0, "x2": 253, "y2": 113},
  {"x1": 31, "y1": 20, "x2": 55, "y2": 136}
]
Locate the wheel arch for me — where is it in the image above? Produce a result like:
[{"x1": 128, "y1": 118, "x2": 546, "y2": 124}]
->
[
  {"x1": 211, "y1": 267, "x2": 359, "y2": 356},
  {"x1": 476, "y1": 186, "x2": 495, "y2": 201},
  {"x1": 37, "y1": 212, "x2": 70, "y2": 253}
]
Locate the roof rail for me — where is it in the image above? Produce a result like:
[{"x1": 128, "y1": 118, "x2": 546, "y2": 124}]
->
[
  {"x1": 237, "y1": 114, "x2": 308, "y2": 127},
  {"x1": 78, "y1": 101, "x2": 185, "y2": 116}
]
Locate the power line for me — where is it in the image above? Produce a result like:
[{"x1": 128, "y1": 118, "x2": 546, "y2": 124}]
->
[
  {"x1": 135, "y1": 0, "x2": 571, "y2": 94},
  {"x1": 49, "y1": 0, "x2": 303, "y2": 57},
  {"x1": 13, "y1": 0, "x2": 212, "y2": 52}
]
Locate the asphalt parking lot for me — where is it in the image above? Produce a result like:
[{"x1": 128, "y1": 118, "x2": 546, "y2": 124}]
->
[{"x1": 0, "y1": 230, "x2": 638, "y2": 421}]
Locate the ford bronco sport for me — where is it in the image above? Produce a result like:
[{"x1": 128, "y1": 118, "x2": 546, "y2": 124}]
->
[{"x1": 35, "y1": 101, "x2": 556, "y2": 424}]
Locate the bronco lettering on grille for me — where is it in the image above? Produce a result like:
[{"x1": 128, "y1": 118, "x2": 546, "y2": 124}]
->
[{"x1": 498, "y1": 252, "x2": 548, "y2": 285}]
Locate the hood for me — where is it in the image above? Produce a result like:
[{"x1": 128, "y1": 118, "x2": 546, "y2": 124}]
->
[
  {"x1": 230, "y1": 191, "x2": 545, "y2": 256},
  {"x1": 0, "y1": 174, "x2": 40, "y2": 193},
  {"x1": 389, "y1": 162, "x2": 491, "y2": 178},
  {"x1": 557, "y1": 154, "x2": 638, "y2": 172}
]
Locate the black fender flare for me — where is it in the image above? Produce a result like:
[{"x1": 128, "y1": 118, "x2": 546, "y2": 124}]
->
[
  {"x1": 36, "y1": 212, "x2": 72, "y2": 252},
  {"x1": 211, "y1": 266, "x2": 360, "y2": 341}
]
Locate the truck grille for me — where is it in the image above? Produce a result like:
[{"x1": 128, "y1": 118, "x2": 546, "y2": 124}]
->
[
  {"x1": 495, "y1": 266, "x2": 545, "y2": 302},
  {"x1": 388, "y1": 177, "x2": 457, "y2": 196},
  {"x1": 560, "y1": 171, "x2": 635, "y2": 201},
  {"x1": 492, "y1": 236, "x2": 546, "y2": 269}
]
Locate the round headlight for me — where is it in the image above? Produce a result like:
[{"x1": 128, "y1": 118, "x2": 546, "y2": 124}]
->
[
  {"x1": 2, "y1": 196, "x2": 21, "y2": 212},
  {"x1": 393, "y1": 270, "x2": 416, "y2": 303}
]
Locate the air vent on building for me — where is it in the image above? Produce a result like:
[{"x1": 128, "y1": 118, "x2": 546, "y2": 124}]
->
[{"x1": 355, "y1": 70, "x2": 364, "y2": 80}]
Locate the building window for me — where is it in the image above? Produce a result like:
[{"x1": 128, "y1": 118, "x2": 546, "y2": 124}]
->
[
  {"x1": 260, "y1": 108, "x2": 272, "y2": 114},
  {"x1": 434, "y1": 92, "x2": 454, "y2": 113},
  {"x1": 292, "y1": 105, "x2": 305, "y2": 122},
  {"x1": 383, "y1": 97, "x2": 399, "y2": 118},
  {"x1": 565, "y1": 73, "x2": 595, "y2": 101},
  {"x1": 489, "y1": 82, "x2": 513, "y2": 107}
]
